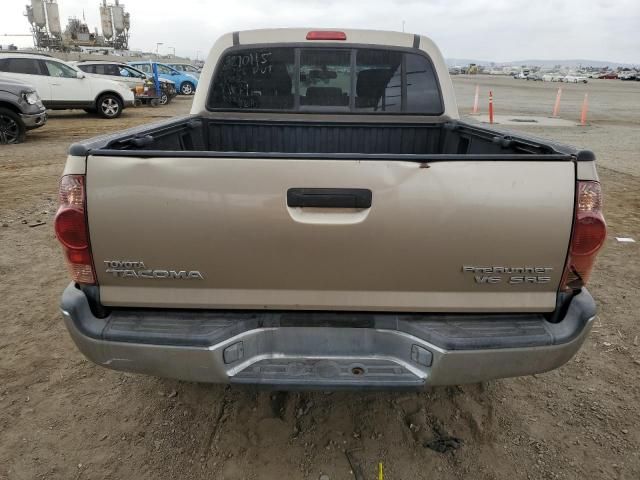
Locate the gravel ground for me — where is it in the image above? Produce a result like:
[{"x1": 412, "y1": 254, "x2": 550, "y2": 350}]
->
[{"x1": 1, "y1": 76, "x2": 639, "y2": 480}]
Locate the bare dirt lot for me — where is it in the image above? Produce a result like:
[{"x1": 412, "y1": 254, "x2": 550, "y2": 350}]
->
[{"x1": 1, "y1": 77, "x2": 639, "y2": 480}]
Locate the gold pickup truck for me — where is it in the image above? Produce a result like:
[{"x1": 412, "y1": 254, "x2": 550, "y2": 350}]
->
[{"x1": 55, "y1": 28, "x2": 606, "y2": 389}]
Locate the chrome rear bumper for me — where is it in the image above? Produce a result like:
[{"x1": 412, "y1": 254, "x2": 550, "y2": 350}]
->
[{"x1": 60, "y1": 283, "x2": 595, "y2": 388}]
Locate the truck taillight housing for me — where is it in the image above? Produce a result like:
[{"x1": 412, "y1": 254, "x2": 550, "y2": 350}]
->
[
  {"x1": 54, "y1": 175, "x2": 96, "y2": 284},
  {"x1": 561, "y1": 181, "x2": 606, "y2": 290}
]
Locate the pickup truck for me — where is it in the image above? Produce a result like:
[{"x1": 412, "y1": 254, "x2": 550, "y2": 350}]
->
[{"x1": 56, "y1": 29, "x2": 606, "y2": 389}]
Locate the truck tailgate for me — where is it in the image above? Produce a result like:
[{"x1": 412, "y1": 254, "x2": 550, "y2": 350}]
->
[{"x1": 86, "y1": 156, "x2": 574, "y2": 312}]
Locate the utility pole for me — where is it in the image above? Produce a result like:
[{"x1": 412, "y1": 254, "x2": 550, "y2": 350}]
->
[{"x1": 402, "y1": 20, "x2": 405, "y2": 32}]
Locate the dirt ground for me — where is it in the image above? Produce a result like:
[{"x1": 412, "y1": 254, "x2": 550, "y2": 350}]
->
[{"x1": 1, "y1": 76, "x2": 639, "y2": 480}]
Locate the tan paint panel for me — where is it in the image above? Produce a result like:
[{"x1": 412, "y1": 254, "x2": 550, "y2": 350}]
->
[
  {"x1": 88, "y1": 156, "x2": 574, "y2": 312},
  {"x1": 577, "y1": 160, "x2": 599, "y2": 181},
  {"x1": 99, "y1": 286, "x2": 557, "y2": 313},
  {"x1": 62, "y1": 155, "x2": 86, "y2": 175}
]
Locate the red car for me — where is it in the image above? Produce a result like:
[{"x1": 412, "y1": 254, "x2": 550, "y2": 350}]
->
[{"x1": 599, "y1": 72, "x2": 618, "y2": 79}]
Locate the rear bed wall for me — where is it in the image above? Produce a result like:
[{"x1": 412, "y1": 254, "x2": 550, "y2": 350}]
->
[{"x1": 123, "y1": 119, "x2": 531, "y2": 156}]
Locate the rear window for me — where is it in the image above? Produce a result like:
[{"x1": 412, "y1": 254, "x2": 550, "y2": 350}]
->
[
  {"x1": 77, "y1": 64, "x2": 94, "y2": 73},
  {"x1": 92, "y1": 64, "x2": 122, "y2": 76},
  {"x1": 208, "y1": 47, "x2": 443, "y2": 114},
  {"x1": 0, "y1": 58, "x2": 44, "y2": 75}
]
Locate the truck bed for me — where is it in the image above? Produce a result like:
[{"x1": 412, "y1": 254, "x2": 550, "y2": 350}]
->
[{"x1": 70, "y1": 115, "x2": 588, "y2": 160}]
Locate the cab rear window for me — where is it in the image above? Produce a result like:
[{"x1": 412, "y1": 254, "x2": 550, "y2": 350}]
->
[{"x1": 208, "y1": 47, "x2": 443, "y2": 114}]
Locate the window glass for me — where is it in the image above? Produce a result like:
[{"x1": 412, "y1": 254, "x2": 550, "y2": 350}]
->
[
  {"x1": 208, "y1": 47, "x2": 442, "y2": 114},
  {"x1": 210, "y1": 48, "x2": 295, "y2": 109},
  {"x1": 6, "y1": 58, "x2": 43, "y2": 75},
  {"x1": 299, "y1": 49, "x2": 350, "y2": 108},
  {"x1": 134, "y1": 63, "x2": 151, "y2": 73},
  {"x1": 157, "y1": 64, "x2": 174, "y2": 74},
  {"x1": 404, "y1": 53, "x2": 442, "y2": 113},
  {"x1": 121, "y1": 66, "x2": 145, "y2": 78},
  {"x1": 184, "y1": 65, "x2": 199, "y2": 72},
  {"x1": 92, "y1": 64, "x2": 121, "y2": 76},
  {"x1": 107, "y1": 64, "x2": 122, "y2": 76},
  {"x1": 77, "y1": 64, "x2": 93, "y2": 73},
  {"x1": 355, "y1": 49, "x2": 402, "y2": 112},
  {"x1": 45, "y1": 61, "x2": 77, "y2": 78}
]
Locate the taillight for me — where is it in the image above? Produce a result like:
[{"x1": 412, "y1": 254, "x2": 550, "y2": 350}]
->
[
  {"x1": 54, "y1": 175, "x2": 96, "y2": 284},
  {"x1": 561, "y1": 181, "x2": 607, "y2": 290},
  {"x1": 306, "y1": 31, "x2": 347, "y2": 41}
]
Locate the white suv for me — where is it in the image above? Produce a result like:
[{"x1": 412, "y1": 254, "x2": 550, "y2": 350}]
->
[{"x1": 0, "y1": 53, "x2": 134, "y2": 119}]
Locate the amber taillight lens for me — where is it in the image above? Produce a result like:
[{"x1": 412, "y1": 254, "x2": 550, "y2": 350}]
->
[
  {"x1": 54, "y1": 175, "x2": 96, "y2": 284},
  {"x1": 561, "y1": 181, "x2": 607, "y2": 290}
]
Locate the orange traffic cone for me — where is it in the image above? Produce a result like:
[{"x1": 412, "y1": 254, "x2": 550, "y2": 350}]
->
[
  {"x1": 580, "y1": 93, "x2": 589, "y2": 126},
  {"x1": 552, "y1": 87, "x2": 562, "y2": 117},
  {"x1": 471, "y1": 85, "x2": 479, "y2": 114}
]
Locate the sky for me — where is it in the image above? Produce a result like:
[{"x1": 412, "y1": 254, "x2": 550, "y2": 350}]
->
[{"x1": 2, "y1": 0, "x2": 639, "y2": 64}]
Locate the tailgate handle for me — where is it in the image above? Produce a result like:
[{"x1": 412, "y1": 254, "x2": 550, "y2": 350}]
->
[{"x1": 287, "y1": 188, "x2": 372, "y2": 208}]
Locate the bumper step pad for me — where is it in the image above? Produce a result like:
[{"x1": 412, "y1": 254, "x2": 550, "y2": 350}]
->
[{"x1": 231, "y1": 358, "x2": 423, "y2": 388}]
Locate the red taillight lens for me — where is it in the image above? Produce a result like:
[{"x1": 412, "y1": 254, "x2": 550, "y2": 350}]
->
[
  {"x1": 54, "y1": 175, "x2": 96, "y2": 284},
  {"x1": 54, "y1": 208, "x2": 88, "y2": 249},
  {"x1": 561, "y1": 181, "x2": 606, "y2": 290},
  {"x1": 306, "y1": 31, "x2": 347, "y2": 41},
  {"x1": 572, "y1": 213, "x2": 607, "y2": 256}
]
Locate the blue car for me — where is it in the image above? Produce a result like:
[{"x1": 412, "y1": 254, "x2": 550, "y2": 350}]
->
[
  {"x1": 128, "y1": 61, "x2": 198, "y2": 95},
  {"x1": 166, "y1": 63, "x2": 201, "y2": 80}
]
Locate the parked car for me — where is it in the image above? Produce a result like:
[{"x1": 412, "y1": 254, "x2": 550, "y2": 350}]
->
[
  {"x1": 74, "y1": 61, "x2": 177, "y2": 105},
  {"x1": 542, "y1": 73, "x2": 564, "y2": 82},
  {"x1": 73, "y1": 61, "x2": 146, "y2": 89},
  {"x1": 563, "y1": 75, "x2": 588, "y2": 83},
  {"x1": 619, "y1": 71, "x2": 637, "y2": 81},
  {"x1": 0, "y1": 77, "x2": 47, "y2": 144},
  {"x1": 58, "y1": 29, "x2": 605, "y2": 389},
  {"x1": 128, "y1": 61, "x2": 198, "y2": 95},
  {"x1": 166, "y1": 62, "x2": 201, "y2": 79},
  {"x1": 0, "y1": 53, "x2": 134, "y2": 118},
  {"x1": 598, "y1": 72, "x2": 618, "y2": 79},
  {"x1": 526, "y1": 72, "x2": 543, "y2": 81}
]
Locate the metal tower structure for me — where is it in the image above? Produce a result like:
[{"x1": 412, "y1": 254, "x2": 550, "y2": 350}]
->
[
  {"x1": 99, "y1": 0, "x2": 130, "y2": 50},
  {"x1": 25, "y1": 0, "x2": 63, "y2": 50}
]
